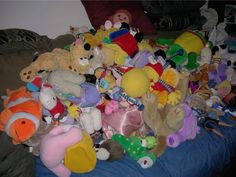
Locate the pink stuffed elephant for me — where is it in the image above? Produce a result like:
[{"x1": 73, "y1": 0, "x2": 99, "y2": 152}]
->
[{"x1": 40, "y1": 125, "x2": 83, "y2": 177}]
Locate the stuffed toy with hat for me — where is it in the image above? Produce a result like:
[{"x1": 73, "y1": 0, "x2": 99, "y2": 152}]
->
[
  {"x1": 40, "y1": 125, "x2": 96, "y2": 177},
  {"x1": 20, "y1": 38, "x2": 94, "y2": 83},
  {"x1": 0, "y1": 86, "x2": 42, "y2": 144}
]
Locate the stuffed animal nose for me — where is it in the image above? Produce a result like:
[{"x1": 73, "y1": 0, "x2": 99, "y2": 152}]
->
[{"x1": 84, "y1": 43, "x2": 91, "y2": 51}]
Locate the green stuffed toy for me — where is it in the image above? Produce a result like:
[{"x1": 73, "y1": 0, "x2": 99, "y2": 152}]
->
[{"x1": 112, "y1": 134, "x2": 157, "y2": 169}]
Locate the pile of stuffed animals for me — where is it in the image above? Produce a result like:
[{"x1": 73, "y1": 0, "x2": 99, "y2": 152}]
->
[{"x1": 1, "y1": 9, "x2": 236, "y2": 177}]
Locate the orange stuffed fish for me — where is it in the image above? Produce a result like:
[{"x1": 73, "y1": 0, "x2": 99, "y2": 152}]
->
[{"x1": 0, "y1": 86, "x2": 42, "y2": 144}]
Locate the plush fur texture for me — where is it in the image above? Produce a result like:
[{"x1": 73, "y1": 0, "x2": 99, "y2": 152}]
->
[
  {"x1": 20, "y1": 39, "x2": 93, "y2": 83},
  {"x1": 0, "y1": 131, "x2": 35, "y2": 177},
  {"x1": 141, "y1": 93, "x2": 184, "y2": 157},
  {"x1": 48, "y1": 69, "x2": 86, "y2": 97}
]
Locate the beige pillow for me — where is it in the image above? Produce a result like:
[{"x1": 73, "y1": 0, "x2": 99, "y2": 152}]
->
[{"x1": 0, "y1": 49, "x2": 47, "y2": 97}]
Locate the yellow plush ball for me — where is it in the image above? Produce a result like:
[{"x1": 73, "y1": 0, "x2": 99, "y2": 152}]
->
[{"x1": 121, "y1": 68, "x2": 150, "y2": 98}]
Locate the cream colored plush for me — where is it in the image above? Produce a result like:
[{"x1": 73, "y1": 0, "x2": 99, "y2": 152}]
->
[{"x1": 20, "y1": 39, "x2": 94, "y2": 82}]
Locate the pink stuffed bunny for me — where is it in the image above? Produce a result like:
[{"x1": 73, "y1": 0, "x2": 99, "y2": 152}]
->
[{"x1": 40, "y1": 125, "x2": 82, "y2": 177}]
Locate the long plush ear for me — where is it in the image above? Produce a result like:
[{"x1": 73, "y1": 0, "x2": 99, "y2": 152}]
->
[{"x1": 141, "y1": 93, "x2": 161, "y2": 135}]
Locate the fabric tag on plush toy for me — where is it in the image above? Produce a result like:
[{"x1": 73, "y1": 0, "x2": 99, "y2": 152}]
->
[{"x1": 99, "y1": 78, "x2": 110, "y2": 90}]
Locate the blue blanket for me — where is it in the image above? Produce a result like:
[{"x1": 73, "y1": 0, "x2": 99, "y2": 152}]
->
[{"x1": 36, "y1": 114, "x2": 236, "y2": 177}]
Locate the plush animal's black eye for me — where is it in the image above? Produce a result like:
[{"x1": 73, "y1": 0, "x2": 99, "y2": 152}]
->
[
  {"x1": 233, "y1": 61, "x2": 236, "y2": 66},
  {"x1": 227, "y1": 60, "x2": 232, "y2": 66},
  {"x1": 84, "y1": 43, "x2": 91, "y2": 51},
  {"x1": 53, "y1": 97, "x2": 56, "y2": 101},
  {"x1": 89, "y1": 55, "x2": 94, "y2": 59}
]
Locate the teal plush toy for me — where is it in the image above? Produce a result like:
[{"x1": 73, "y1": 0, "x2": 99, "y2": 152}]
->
[{"x1": 112, "y1": 134, "x2": 157, "y2": 169}]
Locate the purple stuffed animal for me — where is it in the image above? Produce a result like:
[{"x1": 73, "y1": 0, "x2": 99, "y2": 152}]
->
[
  {"x1": 166, "y1": 104, "x2": 200, "y2": 148},
  {"x1": 208, "y1": 60, "x2": 227, "y2": 87}
]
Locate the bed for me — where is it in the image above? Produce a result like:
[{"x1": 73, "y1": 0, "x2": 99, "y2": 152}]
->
[{"x1": 36, "y1": 113, "x2": 236, "y2": 177}]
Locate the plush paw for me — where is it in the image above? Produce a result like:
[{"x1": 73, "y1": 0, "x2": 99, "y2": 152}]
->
[
  {"x1": 20, "y1": 66, "x2": 37, "y2": 82},
  {"x1": 167, "y1": 90, "x2": 181, "y2": 105},
  {"x1": 137, "y1": 156, "x2": 154, "y2": 169}
]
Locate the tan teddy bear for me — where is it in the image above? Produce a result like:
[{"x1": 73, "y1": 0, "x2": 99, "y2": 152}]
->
[
  {"x1": 140, "y1": 72, "x2": 189, "y2": 157},
  {"x1": 20, "y1": 38, "x2": 94, "y2": 82},
  {"x1": 141, "y1": 93, "x2": 185, "y2": 157}
]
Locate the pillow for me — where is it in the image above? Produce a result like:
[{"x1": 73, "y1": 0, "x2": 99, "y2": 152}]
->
[
  {"x1": 0, "y1": 49, "x2": 47, "y2": 98},
  {"x1": 0, "y1": 29, "x2": 53, "y2": 54},
  {"x1": 81, "y1": 0, "x2": 157, "y2": 35}
]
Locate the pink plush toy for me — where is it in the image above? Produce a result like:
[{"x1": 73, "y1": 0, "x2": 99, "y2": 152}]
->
[
  {"x1": 40, "y1": 125, "x2": 82, "y2": 177},
  {"x1": 102, "y1": 106, "x2": 142, "y2": 138}
]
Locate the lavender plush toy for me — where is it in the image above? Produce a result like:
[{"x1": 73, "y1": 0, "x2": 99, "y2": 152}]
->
[
  {"x1": 208, "y1": 60, "x2": 227, "y2": 88},
  {"x1": 166, "y1": 104, "x2": 200, "y2": 148}
]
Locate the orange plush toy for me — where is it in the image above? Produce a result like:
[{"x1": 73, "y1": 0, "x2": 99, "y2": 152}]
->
[{"x1": 0, "y1": 86, "x2": 42, "y2": 144}]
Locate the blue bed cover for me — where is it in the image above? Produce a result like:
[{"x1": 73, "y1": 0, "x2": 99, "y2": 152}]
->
[{"x1": 36, "y1": 114, "x2": 236, "y2": 177}]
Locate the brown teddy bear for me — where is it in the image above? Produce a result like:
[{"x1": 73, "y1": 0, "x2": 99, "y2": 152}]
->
[
  {"x1": 20, "y1": 38, "x2": 94, "y2": 82},
  {"x1": 140, "y1": 72, "x2": 189, "y2": 157},
  {"x1": 141, "y1": 93, "x2": 185, "y2": 157}
]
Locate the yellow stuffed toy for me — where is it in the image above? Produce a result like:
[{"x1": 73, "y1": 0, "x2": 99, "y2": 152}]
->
[
  {"x1": 121, "y1": 68, "x2": 150, "y2": 98},
  {"x1": 20, "y1": 38, "x2": 94, "y2": 82},
  {"x1": 143, "y1": 63, "x2": 181, "y2": 108}
]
